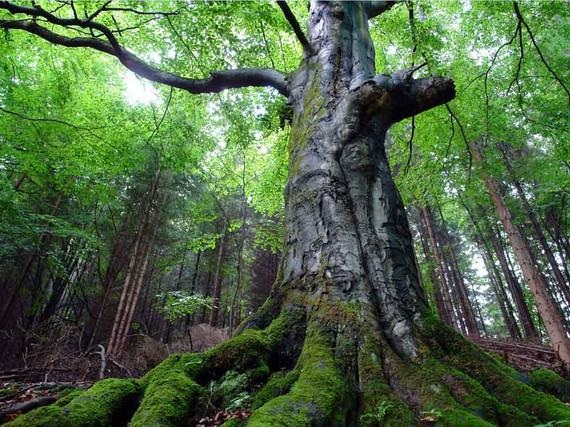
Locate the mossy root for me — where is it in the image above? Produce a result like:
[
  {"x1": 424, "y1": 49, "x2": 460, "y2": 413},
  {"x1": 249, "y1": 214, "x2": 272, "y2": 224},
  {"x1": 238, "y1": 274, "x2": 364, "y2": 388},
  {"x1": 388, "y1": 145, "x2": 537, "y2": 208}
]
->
[
  {"x1": 422, "y1": 315, "x2": 570, "y2": 424},
  {"x1": 4, "y1": 378, "x2": 140, "y2": 427},
  {"x1": 247, "y1": 325, "x2": 348, "y2": 426}
]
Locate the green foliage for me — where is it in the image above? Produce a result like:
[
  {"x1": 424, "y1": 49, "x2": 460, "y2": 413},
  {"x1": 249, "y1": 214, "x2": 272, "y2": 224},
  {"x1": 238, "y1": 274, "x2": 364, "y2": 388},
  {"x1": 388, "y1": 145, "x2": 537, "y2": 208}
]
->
[
  {"x1": 360, "y1": 400, "x2": 394, "y2": 424},
  {"x1": 156, "y1": 291, "x2": 213, "y2": 321}
]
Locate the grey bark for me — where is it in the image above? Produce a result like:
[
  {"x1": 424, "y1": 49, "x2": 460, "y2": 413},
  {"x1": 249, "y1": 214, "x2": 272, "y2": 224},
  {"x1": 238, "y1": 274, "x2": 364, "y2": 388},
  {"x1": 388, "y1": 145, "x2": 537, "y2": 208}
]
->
[{"x1": 277, "y1": 2, "x2": 453, "y2": 358}]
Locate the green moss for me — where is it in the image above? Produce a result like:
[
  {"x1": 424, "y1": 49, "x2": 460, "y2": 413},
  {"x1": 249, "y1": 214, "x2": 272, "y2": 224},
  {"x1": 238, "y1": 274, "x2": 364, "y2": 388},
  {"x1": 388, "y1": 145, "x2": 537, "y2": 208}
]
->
[
  {"x1": 0, "y1": 385, "x2": 16, "y2": 396},
  {"x1": 139, "y1": 354, "x2": 186, "y2": 388},
  {"x1": 438, "y1": 366, "x2": 538, "y2": 426},
  {"x1": 527, "y1": 369, "x2": 570, "y2": 403},
  {"x1": 387, "y1": 353, "x2": 496, "y2": 427},
  {"x1": 201, "y1": 330, "x2": 270, "y2": 382},
  {"x1": 252, "y1": 370, "x2": 299, "y2": 409},
  {"x1": 247, "y1": 326, "x2": 348, "y2": 426},
  {"x1": 422, "y1": 314, "x2": 570, "y2": 423},
  {"x1": 178, "y1": 352, "x2": 204, "y2": 378},
  {"x1": 130, "y1": 369, "x2": 202, "y2": 427},
  {"x1": 54, "y1": 389, "x2": 84, "y2": 406},
  {"x1": 5, "y1": 378, "x2": 140, "y2": 427},
  {"x1": 222, "y1": 419, "x2": 247, "y2": 427},
  {"x1": 4, "y1": 405, "x2": 68, "y2": 427},
  {"x1": 357, "y1": 333, "x2": 418, "y2": 427}
]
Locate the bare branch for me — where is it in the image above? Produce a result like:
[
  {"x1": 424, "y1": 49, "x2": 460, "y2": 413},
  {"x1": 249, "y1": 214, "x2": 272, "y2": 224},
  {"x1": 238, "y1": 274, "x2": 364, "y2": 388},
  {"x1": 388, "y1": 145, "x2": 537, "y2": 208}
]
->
[
  {"x1": 98, "y1": 6, "x2": 179, "y2": 17},
  {"x1": 445, "y1": 104, "x2": 472, "y2": 181},
  {"x1": 0, "y1": 2, "x2": 289, "y2": 96},
  {"x1": 276, "y1": 1, "x2": 312, "y2": 55},
  {"x1": 366, "y1": 0, "x2": 399, "y2": 19},
  {"x1": 513, "y1": 1, "x2": 570, "y2": 104},
  {"x1": 0, "y1": 106, "x2": 103, "y2": 133},
  {"x1": 404, "y1": 115, "x2": 415, "y2": 175},
  {"x1": 0, "y1": 1, "x2": 122, "y2": 51}
]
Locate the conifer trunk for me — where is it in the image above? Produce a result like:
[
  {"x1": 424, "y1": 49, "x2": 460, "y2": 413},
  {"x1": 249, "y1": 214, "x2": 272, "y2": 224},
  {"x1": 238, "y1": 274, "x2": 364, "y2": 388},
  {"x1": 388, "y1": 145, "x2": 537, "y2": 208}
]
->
[
  {"x1": 471, "y1": 141, "x2": 570, "y2": 364},
  {"x1": 498, "y1": 143, "x2": 570, "y2": 305},
  {"x1": 209, "y1": 220, "x2": 227, "y2": 327},
  {"x1": 488, "y1": 223, "x2": 538, "y2": 340}
]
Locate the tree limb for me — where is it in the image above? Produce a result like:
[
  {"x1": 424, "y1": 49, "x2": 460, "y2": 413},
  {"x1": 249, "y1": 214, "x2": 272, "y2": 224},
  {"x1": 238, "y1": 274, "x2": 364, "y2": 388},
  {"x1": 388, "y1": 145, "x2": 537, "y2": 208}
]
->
[
  {"x1": 366, "y1": 0, "x2": 399, "y2": 19},
  {"x1": 0, "y1": 2, "x2": 289, "y2": 96},
  {"x1": 276, "y1": 1, "x2": 312, "y2": 55},
  {"x1": 375, "y1": 74, "x2": 456, "y2": 122},
  {"x1": 513, "y1": 1, "x2": 570, "y2": 104}
]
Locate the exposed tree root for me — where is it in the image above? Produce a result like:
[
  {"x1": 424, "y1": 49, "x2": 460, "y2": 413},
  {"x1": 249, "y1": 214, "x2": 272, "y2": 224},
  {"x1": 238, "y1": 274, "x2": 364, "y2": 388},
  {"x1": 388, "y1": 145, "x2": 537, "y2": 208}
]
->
[{"x1": 6, "y1": 311, "x2": 570, "y2": 427}]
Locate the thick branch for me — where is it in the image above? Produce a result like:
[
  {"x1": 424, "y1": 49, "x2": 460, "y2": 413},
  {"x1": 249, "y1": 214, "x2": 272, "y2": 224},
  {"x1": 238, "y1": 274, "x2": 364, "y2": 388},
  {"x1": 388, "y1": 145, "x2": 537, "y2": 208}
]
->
[
  {"x1": 0, "y1": 19, "x2": 289, "y2": 96},
  {"x1": 365, "y1": 0, "x2": 399, "y2": 19},
  {"x1": 377, "y1": 74, "x2": 456, "y2": 122},
  {"x1": 276, "y1": 1, "x2": 312, "y2": 55}
]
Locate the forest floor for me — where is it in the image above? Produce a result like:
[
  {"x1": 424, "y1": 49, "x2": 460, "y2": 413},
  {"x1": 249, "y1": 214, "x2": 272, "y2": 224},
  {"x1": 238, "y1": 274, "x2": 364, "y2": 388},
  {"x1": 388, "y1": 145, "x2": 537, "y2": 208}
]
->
[{"x1": 0, "y1": 334, "x2": 567, "y2": 425}]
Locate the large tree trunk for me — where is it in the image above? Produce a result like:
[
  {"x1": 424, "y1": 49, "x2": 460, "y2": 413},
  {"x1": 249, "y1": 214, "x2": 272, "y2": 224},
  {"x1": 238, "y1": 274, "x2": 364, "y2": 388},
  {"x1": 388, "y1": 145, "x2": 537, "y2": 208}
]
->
[{"x1": 471, "y1": 141, "x2": 570, "y2": 363}]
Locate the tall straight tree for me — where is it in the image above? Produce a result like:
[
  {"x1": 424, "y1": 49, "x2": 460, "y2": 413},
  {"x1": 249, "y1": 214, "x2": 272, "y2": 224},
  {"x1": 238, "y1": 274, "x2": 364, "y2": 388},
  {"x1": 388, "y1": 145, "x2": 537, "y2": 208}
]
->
[
  {"x1": 471, "y1": 141, "x2": 568, "y2": 359},
  {"x1": 2, "y1": 2, "x2": 570, "y2": 426}
]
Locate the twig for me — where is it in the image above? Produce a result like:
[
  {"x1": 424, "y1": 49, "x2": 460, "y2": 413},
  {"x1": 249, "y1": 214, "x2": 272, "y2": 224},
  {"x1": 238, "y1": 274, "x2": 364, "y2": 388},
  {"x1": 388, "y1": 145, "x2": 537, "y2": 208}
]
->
[
  {"x1": 404, "y1": 115, "x2": 415, "y2": 175},
  {"x1": 445, "y1": 104, "x2": 472, "y2": 182},
  {"x1": 513, "y1": 1, "x2": 570, "y2": 104},
  {"x1": 276, "y1": 1, "x2": 312, "y2": 55}
]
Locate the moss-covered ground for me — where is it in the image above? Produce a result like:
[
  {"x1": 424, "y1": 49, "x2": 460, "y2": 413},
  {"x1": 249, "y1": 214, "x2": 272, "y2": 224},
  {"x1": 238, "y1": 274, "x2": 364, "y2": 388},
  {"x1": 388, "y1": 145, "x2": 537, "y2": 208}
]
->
[{"x1": 5, "y1": 311, "x2": 570, "y2": 427}]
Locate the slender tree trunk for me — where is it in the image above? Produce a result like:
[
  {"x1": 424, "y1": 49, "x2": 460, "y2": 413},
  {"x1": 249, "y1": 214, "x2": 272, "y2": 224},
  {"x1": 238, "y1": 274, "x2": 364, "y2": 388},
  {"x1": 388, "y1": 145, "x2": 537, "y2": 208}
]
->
[
  {"x1": 209, "y1": 220, "x2": 227, "y2": 327},
  {"x1": 164, "y1": 256, "x2": 186, "y2": 343},
  {"x1": 420, "y1": 206, "x2": 462, "y2": 332},
  {"x1": 488, "y1": 222, "x2": 538, "y2": 339},
  {"x1": 186, "y1": 250, "x2": 201, "y2": 329},
  {"x1": 0, "y1": 194, "x2": 63, "y2": 327},
  {"x1": 417, "y1": 207, "x2": 452, "y2": 326},
  {"x1": 481, "y1": 247, "x2": 522, "y2": 339},
  {"x1": 471, "y1": 141, "x2": 570, "y2": 363},
  {"x1": 460, "y1": 198, "x2": 522, "y2": 339},
  {"x1": 108, "y1": 167, "x2": 162, "y2": 357},
  {"x1": 437, "y1": 207, "x2": 480, "y2": 337},
  {"x1": 498, "y1": 143, "x2": 570, "y2": 305}
]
